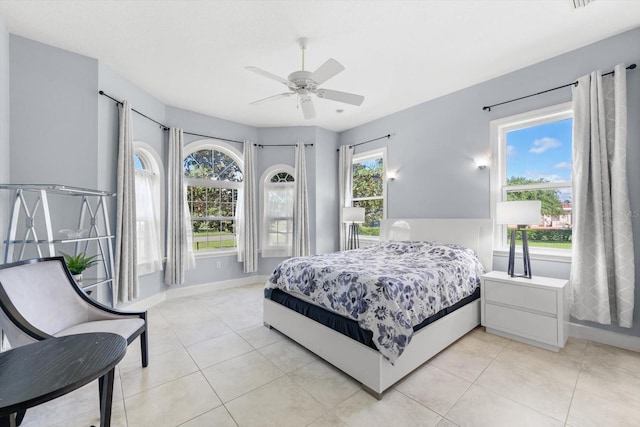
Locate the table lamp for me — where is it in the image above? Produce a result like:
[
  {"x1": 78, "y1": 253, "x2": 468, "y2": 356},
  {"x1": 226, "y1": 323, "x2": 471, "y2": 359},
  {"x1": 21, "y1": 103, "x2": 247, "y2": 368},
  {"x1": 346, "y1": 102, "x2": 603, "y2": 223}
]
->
[
  {"x1": 495, "y1": 200, "x2": 541, "y2": 278},
  {"x1": 343, "y1": 207, "x2": 365, "y2": 250}
]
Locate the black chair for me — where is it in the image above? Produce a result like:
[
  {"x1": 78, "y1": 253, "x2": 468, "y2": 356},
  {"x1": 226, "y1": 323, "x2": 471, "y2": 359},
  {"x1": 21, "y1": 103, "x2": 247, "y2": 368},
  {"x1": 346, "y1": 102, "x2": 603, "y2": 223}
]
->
[{"x1": 0, "y1": 256, "x2": 148, "y2": 367}]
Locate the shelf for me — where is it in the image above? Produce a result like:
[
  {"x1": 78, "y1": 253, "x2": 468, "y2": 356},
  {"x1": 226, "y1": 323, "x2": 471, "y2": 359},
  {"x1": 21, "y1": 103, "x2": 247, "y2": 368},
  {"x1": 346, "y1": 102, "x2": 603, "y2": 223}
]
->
[
  {"x1": 4, "y1": 236, "x2": 115, "y2": 245},
  {"x1": 2, "y1": 184, "x2": 116, "y2": 306},
  {"x1": 79, "y1": 278, "x2": 113, "y2": 291},
  {"x1": 0, "y1": 184, "x2": 115, "y2": 197}
]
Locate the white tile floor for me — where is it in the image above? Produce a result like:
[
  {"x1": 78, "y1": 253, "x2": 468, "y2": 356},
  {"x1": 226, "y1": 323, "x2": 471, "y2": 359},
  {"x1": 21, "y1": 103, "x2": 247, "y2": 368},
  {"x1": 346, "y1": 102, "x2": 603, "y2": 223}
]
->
[{"x1": 19, "y1": 283, "x2": 640, "y2": 427}]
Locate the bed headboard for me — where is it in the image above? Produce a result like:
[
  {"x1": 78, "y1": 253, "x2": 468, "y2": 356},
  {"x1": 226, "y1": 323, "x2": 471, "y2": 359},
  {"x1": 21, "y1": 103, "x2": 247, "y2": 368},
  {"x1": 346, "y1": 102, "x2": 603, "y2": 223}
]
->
[{"x1": 380, "y1": 218, "x2": 494, "y2": 271}]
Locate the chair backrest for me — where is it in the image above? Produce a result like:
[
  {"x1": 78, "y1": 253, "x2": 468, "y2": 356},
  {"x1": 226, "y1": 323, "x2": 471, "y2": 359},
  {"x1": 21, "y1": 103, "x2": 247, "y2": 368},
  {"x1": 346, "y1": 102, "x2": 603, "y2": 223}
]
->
[{"x1": 0, "y1": 258, "x2": 90, "y2": 337}]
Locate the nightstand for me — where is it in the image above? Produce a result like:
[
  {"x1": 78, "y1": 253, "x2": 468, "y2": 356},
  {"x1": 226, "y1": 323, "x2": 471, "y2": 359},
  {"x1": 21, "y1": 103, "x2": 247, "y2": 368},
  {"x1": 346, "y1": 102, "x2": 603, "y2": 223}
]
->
[{"x1": 481, "y1": 271, "x2": 569, "y2": 352}]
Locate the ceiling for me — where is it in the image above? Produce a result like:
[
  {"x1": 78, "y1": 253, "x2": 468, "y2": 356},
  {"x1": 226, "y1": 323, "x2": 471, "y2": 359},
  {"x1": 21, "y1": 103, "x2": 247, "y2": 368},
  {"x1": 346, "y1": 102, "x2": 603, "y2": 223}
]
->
[{"x1": 0, "y1": 1, "x2": 639, "y2": 133}]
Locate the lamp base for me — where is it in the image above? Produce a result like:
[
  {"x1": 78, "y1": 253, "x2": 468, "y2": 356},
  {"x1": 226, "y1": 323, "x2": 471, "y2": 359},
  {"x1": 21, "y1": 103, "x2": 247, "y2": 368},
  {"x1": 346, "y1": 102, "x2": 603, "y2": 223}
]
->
[
  {"x1": 507, "y1": 228, "x2": 532, "y2": 279},
  {"x1": 347, "y1": 223, "x2": 360, "y2": 250}
]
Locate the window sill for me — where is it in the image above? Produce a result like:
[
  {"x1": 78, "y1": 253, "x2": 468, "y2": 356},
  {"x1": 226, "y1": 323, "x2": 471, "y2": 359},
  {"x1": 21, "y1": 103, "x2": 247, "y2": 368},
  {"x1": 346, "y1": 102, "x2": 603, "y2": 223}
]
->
[
  {"x1": 493, "y1": 248, "x2": 572, "y2": 263},
  {"x1": 194, "y1": 250, "x2": 238, "y2": 260}
]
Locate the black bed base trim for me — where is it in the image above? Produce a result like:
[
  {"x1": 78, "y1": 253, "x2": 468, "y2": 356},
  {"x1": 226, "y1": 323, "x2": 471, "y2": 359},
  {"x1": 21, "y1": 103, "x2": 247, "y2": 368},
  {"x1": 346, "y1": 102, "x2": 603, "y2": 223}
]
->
[{"x1": 265, "y1": 287, "x2": 480, "y2": 350}]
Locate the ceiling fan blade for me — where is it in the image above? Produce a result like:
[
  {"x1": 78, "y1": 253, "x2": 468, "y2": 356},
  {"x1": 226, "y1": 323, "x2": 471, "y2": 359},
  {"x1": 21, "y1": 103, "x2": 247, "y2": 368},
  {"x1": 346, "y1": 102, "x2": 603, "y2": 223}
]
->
[
  {"x1": 309, "y1": 58, "x2": 345, "y2": 85},
  {"x1": 316, "y1": 89, "x2": 365, "y2": 106},
  {"x1": 245, "y1": 66, "x2": 289, "y2": 85},
  {"x1": 300, "y1": 96, "x2": 316, "y2": 120},
  {"x1": 250, "y1": 92, "x2": 293, "y2": 105}
]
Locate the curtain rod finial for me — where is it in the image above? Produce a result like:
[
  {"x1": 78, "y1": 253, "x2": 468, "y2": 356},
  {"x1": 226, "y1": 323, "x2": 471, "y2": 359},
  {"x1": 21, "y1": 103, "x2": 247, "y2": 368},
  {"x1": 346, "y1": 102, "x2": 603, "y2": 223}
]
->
[{"x1": 483, "y1": 106, "x2": 491, "y2": 112}]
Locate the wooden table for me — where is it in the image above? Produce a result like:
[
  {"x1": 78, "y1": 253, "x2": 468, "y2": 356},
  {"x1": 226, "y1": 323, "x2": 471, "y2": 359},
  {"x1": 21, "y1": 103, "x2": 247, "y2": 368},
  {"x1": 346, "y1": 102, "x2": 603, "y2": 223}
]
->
[{"x1": 0, "y1": 333, "x2": 127, "y2": 427}]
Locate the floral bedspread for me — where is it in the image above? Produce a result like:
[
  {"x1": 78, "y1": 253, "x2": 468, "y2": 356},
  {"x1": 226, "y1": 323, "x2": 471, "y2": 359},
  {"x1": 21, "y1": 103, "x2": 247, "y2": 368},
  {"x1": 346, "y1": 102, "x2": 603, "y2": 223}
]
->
[{"x1": 266, "y1": 241, "x2": 484, "y2": 364}]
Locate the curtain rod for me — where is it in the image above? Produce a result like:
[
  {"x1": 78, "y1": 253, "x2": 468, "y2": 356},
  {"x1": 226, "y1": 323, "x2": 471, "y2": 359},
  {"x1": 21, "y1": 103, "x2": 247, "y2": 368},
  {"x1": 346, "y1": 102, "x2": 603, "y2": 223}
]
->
[
  {"x1": 336, "y1": 134, "x2": 391, "y2": 152},
  {"x1": 482, "y1": 63, "x2": 636, "y2": 112},
  {"x1": 254, "y1": 144, "x2": 314, "y2": 148},
  {"x1": 98, "y1": 90, "x2": 245, "y2": 144}
]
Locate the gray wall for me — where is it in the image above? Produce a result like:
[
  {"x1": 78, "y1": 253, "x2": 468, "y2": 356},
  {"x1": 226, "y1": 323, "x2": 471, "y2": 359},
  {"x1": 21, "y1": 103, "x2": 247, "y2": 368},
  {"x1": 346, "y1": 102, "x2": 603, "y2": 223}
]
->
[
  {"x1": 314, "y1": 127, "x2": 340, "y2": 255},
  {"x1": 0, "y1": 18, "x2": 9, "y2": 246},
  {"x1": 340, "y1": 27, "x2": 640, "y2": 337},
  {"x1": 10, "y1": 35, "x2": 98, "y2": 188},
  {"x1": 8, "y1": 35, "x2": 100, "y2": 262}
]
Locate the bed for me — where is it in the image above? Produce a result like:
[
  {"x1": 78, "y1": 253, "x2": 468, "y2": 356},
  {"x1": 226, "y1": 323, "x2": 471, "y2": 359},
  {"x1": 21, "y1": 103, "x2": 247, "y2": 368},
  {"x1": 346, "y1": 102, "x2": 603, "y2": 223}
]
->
[{"x1": 263, "y1": 218, "x2": 493, "y2": 398}]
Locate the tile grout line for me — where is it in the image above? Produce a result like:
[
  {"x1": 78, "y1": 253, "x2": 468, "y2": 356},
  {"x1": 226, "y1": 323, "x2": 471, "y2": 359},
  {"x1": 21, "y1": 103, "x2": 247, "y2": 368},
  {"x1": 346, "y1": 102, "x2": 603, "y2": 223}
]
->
[
  {"x1": 438, "y1": 332, "x2": 511, "y2": 422},
  {"x1": 563, "y1": 340, "x2": 590, "y2": 426}
]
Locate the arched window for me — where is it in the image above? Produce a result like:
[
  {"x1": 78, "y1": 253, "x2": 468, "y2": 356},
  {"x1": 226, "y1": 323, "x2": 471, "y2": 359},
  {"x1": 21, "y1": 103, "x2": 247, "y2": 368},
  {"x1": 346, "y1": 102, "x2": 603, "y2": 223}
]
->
[
  {"x1": 261, "y1": 165, "x2": 295, "y2": 257},
  {"x1": 183, "y1": 140, "x2": 243, "y2": 253},
  {"x1": 133, "y1": 142, "x2": 163, "y2": 275}
]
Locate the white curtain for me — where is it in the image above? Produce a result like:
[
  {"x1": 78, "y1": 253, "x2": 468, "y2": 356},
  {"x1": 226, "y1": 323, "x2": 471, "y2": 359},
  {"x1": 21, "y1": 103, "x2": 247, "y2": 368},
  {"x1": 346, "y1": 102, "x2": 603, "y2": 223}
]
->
[
  {"x1": 135, "y1": 169, "x2": 162, "y2": 275},
  {"x1": 570, "y1": 63, "x2": 635, "y2": 327},
  {"x1": 165, "y1": 127, "x2": 195, "y2": 285},
  {"x1": 115, "y1": 100, "x2": 138, "y2": 303},
  {"x1": 237, "y1": 141, "x2": 258, "y2": 272},
  {"x1": 338, "y1": 145, "x2": 354, "y2": 251},
  {"x1": 293, "y1": 142, "x2": 310, "y2": 257}
]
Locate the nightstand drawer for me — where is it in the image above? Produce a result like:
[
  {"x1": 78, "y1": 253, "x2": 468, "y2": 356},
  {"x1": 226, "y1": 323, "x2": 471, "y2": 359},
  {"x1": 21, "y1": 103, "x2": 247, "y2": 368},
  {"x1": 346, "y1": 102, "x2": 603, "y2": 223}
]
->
[
  {"x1": 484, "y1": 280, "x2": 557, "y2": 314},
  {"x1": 485, "y1": 303, "x2": 558, "y2": 344}
]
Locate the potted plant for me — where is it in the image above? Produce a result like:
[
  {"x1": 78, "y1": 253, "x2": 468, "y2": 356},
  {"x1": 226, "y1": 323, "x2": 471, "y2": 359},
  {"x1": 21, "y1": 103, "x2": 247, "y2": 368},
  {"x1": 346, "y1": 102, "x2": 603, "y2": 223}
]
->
[{"x1": 59, "y1": 252, "x2": 100, "y2": 284}]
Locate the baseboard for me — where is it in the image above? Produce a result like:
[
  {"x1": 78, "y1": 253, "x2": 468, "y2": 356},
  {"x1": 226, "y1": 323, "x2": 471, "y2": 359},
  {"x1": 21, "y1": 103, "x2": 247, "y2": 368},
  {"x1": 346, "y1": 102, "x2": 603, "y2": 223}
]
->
[
  {"x1": 256, "y1": 275, "x2": 270, "y2": 284},
  {"x1": 570, "y1": 322, "x2": 640, "y2": 352},
  {"x1": 166, "y1": 276, "x2": 262, "y2": 299},
  {"x1": 121, "y1": 291, "x2": 167, "y2": 312},
  {"x1": 119, "y1": 275, "x2": 264, "y2": 311}
]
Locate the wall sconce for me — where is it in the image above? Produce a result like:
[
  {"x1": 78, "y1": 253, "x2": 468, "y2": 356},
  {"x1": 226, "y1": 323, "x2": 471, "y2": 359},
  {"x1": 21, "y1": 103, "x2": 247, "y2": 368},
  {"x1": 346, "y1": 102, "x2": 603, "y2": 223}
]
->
[
  {"x1": 475, "y1": 158, "x2": 488, "y2": 170},
  {"x1": 387, "y1": 170, "x2": 397, "y2": 181}
]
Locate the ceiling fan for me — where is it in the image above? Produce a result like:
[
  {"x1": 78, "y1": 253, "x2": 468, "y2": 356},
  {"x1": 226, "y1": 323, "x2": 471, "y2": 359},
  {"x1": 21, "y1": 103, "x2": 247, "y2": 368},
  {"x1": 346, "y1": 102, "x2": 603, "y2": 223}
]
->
[{"x1": 246, "y1": 38, "x2": 365, "y2": 120}]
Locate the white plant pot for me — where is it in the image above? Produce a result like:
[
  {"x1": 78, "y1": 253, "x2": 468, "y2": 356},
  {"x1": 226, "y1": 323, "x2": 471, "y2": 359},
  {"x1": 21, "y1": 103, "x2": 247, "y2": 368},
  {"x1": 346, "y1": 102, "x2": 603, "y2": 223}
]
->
[{"x1": 72, "y1": 273, "x2": 83, "y2": 284}]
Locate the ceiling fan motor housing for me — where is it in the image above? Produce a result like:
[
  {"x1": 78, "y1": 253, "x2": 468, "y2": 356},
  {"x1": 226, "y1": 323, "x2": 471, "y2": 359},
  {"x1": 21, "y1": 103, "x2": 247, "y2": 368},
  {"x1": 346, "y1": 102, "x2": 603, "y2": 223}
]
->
[{"x1": 288, "y1": 70, "x2": 318, "y2": 94}]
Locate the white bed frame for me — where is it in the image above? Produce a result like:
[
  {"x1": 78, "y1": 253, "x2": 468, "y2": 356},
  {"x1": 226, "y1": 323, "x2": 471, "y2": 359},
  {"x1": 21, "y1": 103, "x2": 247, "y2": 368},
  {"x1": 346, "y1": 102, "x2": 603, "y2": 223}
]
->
[{"x1": 263, "y1": 218, "x2": 493, "y2": 398}]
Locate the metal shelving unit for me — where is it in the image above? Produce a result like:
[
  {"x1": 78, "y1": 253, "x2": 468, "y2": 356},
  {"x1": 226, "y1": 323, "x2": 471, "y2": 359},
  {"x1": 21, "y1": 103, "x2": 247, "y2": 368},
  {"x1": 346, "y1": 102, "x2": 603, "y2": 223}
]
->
[{"x1": 1, "y1": 184, "x2": 116, "y2": 306}]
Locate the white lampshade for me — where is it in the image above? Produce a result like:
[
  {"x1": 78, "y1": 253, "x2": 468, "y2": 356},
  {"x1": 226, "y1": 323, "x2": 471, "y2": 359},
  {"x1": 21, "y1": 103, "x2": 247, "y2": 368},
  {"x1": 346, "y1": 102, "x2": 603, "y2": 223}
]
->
[
  {"x1": 343, "y1": 207, "x2": 365, "y2": 223},
  {"x1": 495, "y1": 201, "x2": 541, "y2": 225}
]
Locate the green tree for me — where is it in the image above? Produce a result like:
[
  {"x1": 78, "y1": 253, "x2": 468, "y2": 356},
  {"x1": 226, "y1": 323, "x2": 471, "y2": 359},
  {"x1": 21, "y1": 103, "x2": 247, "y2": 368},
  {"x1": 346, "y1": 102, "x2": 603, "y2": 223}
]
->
[
  {"x1": 352, "y1": 159, "x2": 384, "y2": 234},
  {"x1": 184, "y1": 149, "x2": 243, "y2": 182},
  {"x1": 352, "y1": 159, "x2": 383, "y2": 199},
  {"x1": 506, "y1": 177, "x2": 563, "y2": 217}
]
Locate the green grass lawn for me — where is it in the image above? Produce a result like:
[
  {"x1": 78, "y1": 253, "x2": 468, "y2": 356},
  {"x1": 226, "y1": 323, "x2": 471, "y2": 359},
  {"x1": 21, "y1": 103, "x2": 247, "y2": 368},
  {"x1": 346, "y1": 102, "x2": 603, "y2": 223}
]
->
[
  {"x1": 526, "y1": 240, "x2": 572, "y2": 250},
  {"x1": 192, "y1": 231, "x2": 236, "y2": 250}
]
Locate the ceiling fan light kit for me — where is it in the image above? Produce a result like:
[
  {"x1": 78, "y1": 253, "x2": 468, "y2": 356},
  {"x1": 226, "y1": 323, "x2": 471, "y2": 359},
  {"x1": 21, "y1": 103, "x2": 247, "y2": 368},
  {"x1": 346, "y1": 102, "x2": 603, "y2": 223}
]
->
[{"x1": 246, "y1": 38, "x2": 365, "y2": 120}]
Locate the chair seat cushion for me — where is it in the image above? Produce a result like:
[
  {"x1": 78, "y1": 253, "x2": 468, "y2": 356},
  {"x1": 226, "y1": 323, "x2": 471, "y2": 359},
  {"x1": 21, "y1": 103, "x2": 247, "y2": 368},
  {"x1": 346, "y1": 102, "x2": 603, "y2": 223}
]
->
[{"x1": 55, "y1": 318, "x2": 145, "y2": 342}]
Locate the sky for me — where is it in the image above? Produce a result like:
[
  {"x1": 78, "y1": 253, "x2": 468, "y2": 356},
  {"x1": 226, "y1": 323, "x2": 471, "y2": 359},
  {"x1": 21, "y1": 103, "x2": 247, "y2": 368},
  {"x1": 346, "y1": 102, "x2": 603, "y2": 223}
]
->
[{"x1": 506, "y1": 117, "x2": 573, "y2": 202}]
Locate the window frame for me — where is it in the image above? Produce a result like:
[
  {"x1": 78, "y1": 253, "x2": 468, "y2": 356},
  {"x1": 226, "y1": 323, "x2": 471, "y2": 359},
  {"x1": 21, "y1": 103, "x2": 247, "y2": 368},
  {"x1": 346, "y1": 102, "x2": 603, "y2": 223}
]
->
[
  {"x1": 351, "y1": 147, "x2": 387, "y2": 243},
  {"x1": 260, "y1": 164, "x2": 295, "y2": 258},
  {"x1": 133, "y1": 141, "x2": 164, "y2": 274},
  {"x1": 490, "y1": 102, "x2": 573, "y2": 261},
  {"x1": 183, "y1": 139, "x2": 243, "y2": 257}
]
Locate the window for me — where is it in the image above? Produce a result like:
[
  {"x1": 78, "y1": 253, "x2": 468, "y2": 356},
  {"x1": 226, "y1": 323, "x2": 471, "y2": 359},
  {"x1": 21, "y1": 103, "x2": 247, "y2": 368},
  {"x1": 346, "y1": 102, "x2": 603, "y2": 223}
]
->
[
  {"x1": 352, "y1": 148, "x2": 386, "y2": 240},
  {"x1": 491, "y1": 103, "x2": 573, "y2": 254},
  {"x1": 133, "y1": 142, "x2": 163, "y2": 275},
  {"x1": 183, "y1": 141, "x2": 243, "y2": 253},
  {"x1": 261, "y1": 165, "x2": 295, "y2": 257}
]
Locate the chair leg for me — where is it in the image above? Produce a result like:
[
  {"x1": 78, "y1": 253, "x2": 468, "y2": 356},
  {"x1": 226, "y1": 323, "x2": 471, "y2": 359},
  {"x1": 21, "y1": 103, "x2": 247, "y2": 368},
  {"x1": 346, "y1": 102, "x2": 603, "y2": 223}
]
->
[
  {"x1": 140, "y1": 330, "x2": 149, "y2": 367},
  {"x1": 15, "y1": 410, "x2": 26, "y2": 426},
  {"x1": 98, "y1": 369, "x2": 115, "y2": 427}
]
